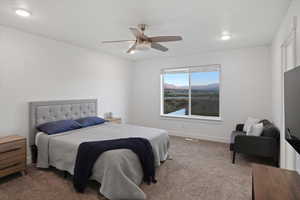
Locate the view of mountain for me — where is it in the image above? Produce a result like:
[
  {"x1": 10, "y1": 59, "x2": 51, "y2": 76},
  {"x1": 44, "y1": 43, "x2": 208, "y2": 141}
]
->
[{"x1": 164, "y1": 83, "x2": 219, "y2": 91}]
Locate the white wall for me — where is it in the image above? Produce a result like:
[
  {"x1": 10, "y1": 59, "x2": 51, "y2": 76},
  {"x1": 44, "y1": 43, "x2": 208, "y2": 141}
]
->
[
  {"x1": 129, "y1": 46, "x2": 272, "y2": 143},
  {"x1": 271, "y1": 0, "x2": 300, "y2": 171},
  {"x1": 0, "y1": 25, "x2": 133, "y2": 156}
]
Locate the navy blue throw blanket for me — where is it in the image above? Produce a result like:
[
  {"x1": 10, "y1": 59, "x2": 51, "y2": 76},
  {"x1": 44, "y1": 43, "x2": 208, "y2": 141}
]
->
[{"x1": 73, "y1": 137, "x2": 156, "y2": 192}]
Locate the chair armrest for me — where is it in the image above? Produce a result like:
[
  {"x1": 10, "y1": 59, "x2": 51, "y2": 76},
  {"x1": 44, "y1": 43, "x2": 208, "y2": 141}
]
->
[
  {"x1": 236, "y1": 124, "x2": 244, "y2": 132},
  {"x1": 234, "y1": 135, "x2": 278, "y2": 157}
]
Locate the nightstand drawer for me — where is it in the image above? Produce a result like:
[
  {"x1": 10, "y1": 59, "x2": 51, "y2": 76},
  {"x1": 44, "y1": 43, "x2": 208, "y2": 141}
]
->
[
  {"x1": 0, "y1": 140, "x2": 26, "y2": 154},
  {"x1": 0, "y1": 163, "x2": 25, "y2": 177},
  {"x1": 0, "y1": 148, "x2": 25, "y2": 161},
  {"x1": 0, "y1": 155, "x2": 26, "y2": 169}
]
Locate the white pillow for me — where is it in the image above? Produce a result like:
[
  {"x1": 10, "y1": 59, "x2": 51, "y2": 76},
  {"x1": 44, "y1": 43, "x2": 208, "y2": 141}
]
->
[
  {"x1": 247, "y1": 123, "x2": 264, "y2": 136},
  {"x1": 243, "y1": 117, "x2": 260, "y2": 132}
]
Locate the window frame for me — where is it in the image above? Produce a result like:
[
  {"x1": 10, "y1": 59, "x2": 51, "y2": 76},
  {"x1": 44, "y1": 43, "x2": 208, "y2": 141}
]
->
[{"x1": 160, "y1": 64, "x2": 222, "y2": 121}]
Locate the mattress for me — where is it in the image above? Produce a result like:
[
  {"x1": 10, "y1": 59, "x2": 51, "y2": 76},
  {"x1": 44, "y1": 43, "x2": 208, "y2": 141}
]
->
[{"x1": 36, "y1": 123, "x2": 169, "y2": 200}]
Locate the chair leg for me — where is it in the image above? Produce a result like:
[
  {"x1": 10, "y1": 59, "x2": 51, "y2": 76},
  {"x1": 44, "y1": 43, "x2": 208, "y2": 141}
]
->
[{"x1": 232, "y1": 151, "x2": 236, "y2": 164}]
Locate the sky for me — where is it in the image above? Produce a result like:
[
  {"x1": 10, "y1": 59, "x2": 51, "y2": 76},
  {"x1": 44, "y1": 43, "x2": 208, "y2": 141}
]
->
[{"x1": 164, "y1": 71, "x2": 219, "y2": 86}]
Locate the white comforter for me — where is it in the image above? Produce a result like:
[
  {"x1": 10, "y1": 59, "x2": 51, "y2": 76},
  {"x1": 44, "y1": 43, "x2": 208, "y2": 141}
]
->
[{"x1": 36, "y1": 123, "x2": 169, "y2": 200}]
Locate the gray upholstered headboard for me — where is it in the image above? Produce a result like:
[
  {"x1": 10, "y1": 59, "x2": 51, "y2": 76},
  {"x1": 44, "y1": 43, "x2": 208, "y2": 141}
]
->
[{"x1": 29, "y1": 99, "x2": 97, "y2": 146}]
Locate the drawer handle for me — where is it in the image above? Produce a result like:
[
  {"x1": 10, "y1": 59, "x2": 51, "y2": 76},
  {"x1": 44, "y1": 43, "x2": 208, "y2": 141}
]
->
[
  {"x1": 0, "y1": 147, "x2": 22, "y2": 154},
  {"x1": 0, "y1": 162, "x2": 21, "y2": 170}
]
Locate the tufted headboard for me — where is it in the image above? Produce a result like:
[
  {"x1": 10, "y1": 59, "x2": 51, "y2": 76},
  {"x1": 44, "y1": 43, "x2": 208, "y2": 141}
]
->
[{"x1": 29, "y1": 99, "x2": 97, "y2": 146}]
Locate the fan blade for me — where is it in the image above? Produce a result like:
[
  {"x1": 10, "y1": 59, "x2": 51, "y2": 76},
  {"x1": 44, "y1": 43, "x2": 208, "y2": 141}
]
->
[
  {"x1": 126, "y1": 42, "x2": 137, "y2": 53},
  {"x1": 150, "y1": 36, "x2": 183, "y2": 43},
  {"x1": 151, "y1": 43, "x2": 168, "y2": 52},
  {"x1": 102, "y1": 40, "x2": 135, "y2": 43}
]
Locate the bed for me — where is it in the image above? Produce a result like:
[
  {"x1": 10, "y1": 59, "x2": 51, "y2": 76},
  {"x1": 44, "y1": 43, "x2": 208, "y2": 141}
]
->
[{"x1": 29, "y1": 99, "x2": 169, "y2": 200}]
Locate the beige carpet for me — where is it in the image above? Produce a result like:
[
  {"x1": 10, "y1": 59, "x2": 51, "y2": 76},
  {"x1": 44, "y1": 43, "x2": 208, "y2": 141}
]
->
[{"x1": 0, "y1": 136, "x2": 259, "y2": 200}]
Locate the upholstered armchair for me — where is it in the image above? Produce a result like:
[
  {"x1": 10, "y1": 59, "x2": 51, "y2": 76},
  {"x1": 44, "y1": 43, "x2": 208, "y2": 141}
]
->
[{"x1": 230, "y1": 120, "x2": 280, "y2": 166}]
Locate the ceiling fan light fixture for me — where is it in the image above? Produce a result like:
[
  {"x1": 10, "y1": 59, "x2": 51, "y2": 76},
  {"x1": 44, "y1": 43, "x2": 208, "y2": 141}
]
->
[
  {"x1": 15, "y1": 9, "x2": 31, "y2": 17},
  {"x1": 221, "y1": 32, "x2": 231, "y2": 41},
  {"x1": 221, "y1": 35, "x2": 231, "y2": 40},
  {"x1": 136, "y1": 41, "x2": 151, "y2": 51},
  {"x1": 129, "y1": 50, "x2": 135, "y2": 54}
]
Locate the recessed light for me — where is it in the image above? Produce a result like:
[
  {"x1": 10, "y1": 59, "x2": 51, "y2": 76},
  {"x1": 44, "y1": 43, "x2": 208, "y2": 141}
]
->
[
  {"x1": 129, "y1": 50, "x2": 135, "y2": 54},
  {"x1": 15, "y1": 9, "x2": 31, "y2": 17},
  {"x1": 221, "y1": 34, "x2": 231, "y2": 41}
]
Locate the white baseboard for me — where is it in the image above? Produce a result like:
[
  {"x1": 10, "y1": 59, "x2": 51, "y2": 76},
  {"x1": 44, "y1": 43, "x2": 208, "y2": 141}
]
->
[{"x1": 167, "y1": 129, "x2": 229, "y2": 143}]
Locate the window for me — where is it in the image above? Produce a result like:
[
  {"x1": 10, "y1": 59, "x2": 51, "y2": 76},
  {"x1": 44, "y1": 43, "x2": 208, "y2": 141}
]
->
[{"x1": 161, "y1": 65, "x2": 220, "y2": 120}]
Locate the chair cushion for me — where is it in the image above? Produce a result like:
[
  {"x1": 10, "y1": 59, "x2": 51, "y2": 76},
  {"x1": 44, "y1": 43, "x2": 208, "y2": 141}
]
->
[
  {"x1": 247, "y1": 123, "x2": 264, "y2": 136},
  {"x1": 261, "y1": 123, "x2": 280, "y2": 139},
  {"x1": 259, "y1": 119, "x2": 272, "y2": 126},
  {"x1": 243, "y1": 117, "x2": 260, "y2": 132}
]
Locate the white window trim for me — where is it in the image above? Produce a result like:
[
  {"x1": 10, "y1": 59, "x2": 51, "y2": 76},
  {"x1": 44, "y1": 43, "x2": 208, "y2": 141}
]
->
[
  {"x1": 160, "y1": 114, "x2": 222, "y2": 121},
  {"x1": 160, "y1": 64, "x2": 222, "y2": 121}
]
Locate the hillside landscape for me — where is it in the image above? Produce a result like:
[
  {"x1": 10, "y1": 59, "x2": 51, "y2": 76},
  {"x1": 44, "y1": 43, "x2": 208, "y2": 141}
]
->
[{"x1": 164, "y1": 83, "x2": 219, "y2": 116}]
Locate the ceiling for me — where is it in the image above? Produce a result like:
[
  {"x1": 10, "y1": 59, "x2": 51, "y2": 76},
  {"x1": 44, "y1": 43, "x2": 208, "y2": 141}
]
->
[{"x1": 0, "y1": 0, "x2": 291, "y2": 61}]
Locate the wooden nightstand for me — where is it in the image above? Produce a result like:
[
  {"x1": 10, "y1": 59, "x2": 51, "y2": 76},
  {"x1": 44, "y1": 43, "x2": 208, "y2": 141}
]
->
[
  {"x1": 0, "y1": 135, "x2": 27, "y2": 178},
  {"x1": 106, "y1": 117, "x2": 122, "y2": 124}
]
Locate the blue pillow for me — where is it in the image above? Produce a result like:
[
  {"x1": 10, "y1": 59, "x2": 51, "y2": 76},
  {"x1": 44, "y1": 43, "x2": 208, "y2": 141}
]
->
[
  {"x1": 75, "y1": 117, "x2": 106, "y2": 128},
  {"x1": 36, "y1": 120, "x2": 82, "y2": 135}
]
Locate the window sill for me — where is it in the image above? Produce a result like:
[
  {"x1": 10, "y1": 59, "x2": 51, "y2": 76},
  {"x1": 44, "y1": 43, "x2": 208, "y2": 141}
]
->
[{"x1": 160, "y1": 114, "x2": 222, "y2": 122}]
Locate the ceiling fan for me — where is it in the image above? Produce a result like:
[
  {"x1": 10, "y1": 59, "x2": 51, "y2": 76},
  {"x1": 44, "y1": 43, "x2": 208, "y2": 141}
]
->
[{"x1": 102, "y1": 24, "x2": 183, "y2": 54}]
